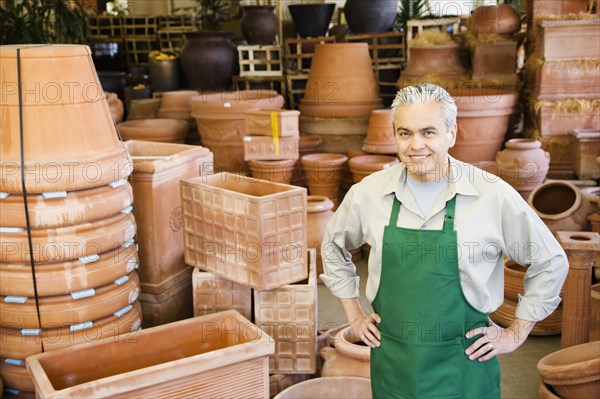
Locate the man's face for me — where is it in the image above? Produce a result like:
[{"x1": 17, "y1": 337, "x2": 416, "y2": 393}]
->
[{"x1": 393, "y1": 101, "x2": 457, "y2": 183}]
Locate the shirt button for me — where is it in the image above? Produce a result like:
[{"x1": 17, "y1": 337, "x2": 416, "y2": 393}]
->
[{"x1": 421, "y1": 224, "x2": 426, "y2": 229}]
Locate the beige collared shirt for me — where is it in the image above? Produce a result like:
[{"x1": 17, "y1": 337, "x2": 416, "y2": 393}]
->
[{"x1": 320, "y1": 157, "x2": 568, "y2": 322}]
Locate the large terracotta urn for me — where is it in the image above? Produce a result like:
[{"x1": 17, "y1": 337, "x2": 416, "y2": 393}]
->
[
  {"x1": 496, "y1": 139, "x2": 550, "y2": 199},
  {"x1": 447, "y1": 87, "x2": 518, "y2": 163},
  {"x1": 241, "y1": 6, "x2": 279, "y2": 45},
  {"x1": 343, "y1": 0, "x2": 397, "y2": 34},
  {"x1": 348, "y1": 155, "x2": 399, "y2": 183},
  {"x1": 299, "y1": 43, "x2": 383, "y2": 118},
  {"x1": 320, "y1": 325, "x2": 370, "y2": 379},
  {"x1": 274, "y1": 377, "x2": 372, "y2": 399},
  {"x1": 402, "y1": 44, "x2": 467, "y2": 82},
  {"x1": 528, "y1": 181, "x2": 592, "y2": 233},
  {"x1": 179, "y1": 32, "x2": 238, "y2": 92},
  {"x1": 471, "y1": 4, "x2": 521, "y2": 35},
  {"x1": 307, "y1": 195, "x2": 334, "y2": 282},
  {"x1": 363, "y1": 109, "x2": 397, "y2": 154},
  {"x1": 288, "y1": 3, "x2": 336, "y2": 38},
  {"x1": 301, "y1": 153, "x2": 348, "y2": 209}
]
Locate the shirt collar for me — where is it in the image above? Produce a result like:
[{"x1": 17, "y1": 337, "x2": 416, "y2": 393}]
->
[{"x1": 381, "y1": 156, "x2": 480, "y2": 198}]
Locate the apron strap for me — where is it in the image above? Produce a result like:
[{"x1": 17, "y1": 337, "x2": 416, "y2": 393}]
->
[
  {"x1": 388, "y1": 194, "x2": 458, "y2": 230},
  {"x1": 388, "y1": 195, "x2": 402, "y2": 226}
]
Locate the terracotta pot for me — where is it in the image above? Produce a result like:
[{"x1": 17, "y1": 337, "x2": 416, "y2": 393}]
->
[
  {"x1": 348, "y1": 155, "x2": 399, "y2": 183},
  {"x1": 402, "y1": 45, "x2": 467, "y2": 82},
  {"x1": 159, "y1": 90, "x2": 199, "y2": 112},
  {"x1": 535, "y1": 100, "x2": 600, "y2": 138},
  {"x1": 496, "y1": 139, "x2": 550, "y2": 198},
  {"x1": 117, "y1": 118, "x2": 188, "y2": 143},
  {"x1": 537, "y1": 20, "x2": 600, "y2": 62},
  {"x1": 191, "y1": 90, "x2": 284, "y2": 174},
  {"x1": 363, "y1": 109, "x2": 397, "y2": 154},
  {"x1": 307, "y1": 196, "x2": 334, "y2": 282},
  {"x1": 127, "y1": 98, "x2": 161, "y2": 120},
  {"x1": 589, "y1": 213, "x2": 600, "y2": 234},
  {"x1": 26, "y1": 310, "x2": 274, "y2": 398},
  {"x1": 248, "y1": 159, "x2": 297, "y2": 184},
  {"x1": 580, "y1": 187, "x2": 600, "y2": 214},
  {"x1": 528, "y1": 0, "x2": 589, "y2": 20},
  {"x1": 591, "y1": 283, "x2": 600, "y2": 342},
  {"x1": 471, "y1": 4, "x2": 520, "y2": 35},
  {"x1": 107, "y1": 92, "x2": 124, "y2": 123},
  {"x1": 241, "y1": 6, "x2": 279, "y2": 45},
  {"x1": 139, "y1": 268, "x2": 193, "y2": 328},
  {"x1": 299, "y1": 43, "x2": 383, "y2": 118},
  {"x1": 321, "y1": 326, "x2": 370, "y2": 379},
  {"x1": 179, "y1": 32, "x2": 238, "y2": 92},
  {"x1": 301, "y1": 153, "x2": 348, "y2": 209},
  {"x1": 243, "y1": 136, "x2": 300, "y2": 162},
  {"x1": 471, "y1": 41, "x2": 518, "y2": 82},
  {"x1": 540, "y1": 380, "x2": 563, "y2": 399},
  {"x1": 447, "y1": 87, "x2": 518, "y2": 163},
  {"x1": 343, "y1": 0, "x2": 397, "y2": 34},
  {"x1": 244, "y1": 110, "x2": 300, "y2": 137},
  {"x1": 299, "y1": 115, "x2": 370, "y2": 154},
  {"x1": 292, "y1": 136, "x2": 322, "y2": 186},
  {"x1": 274, "y1": 377, "x2": 372, "y2": 399},
  {"x1": 0, "y1": 45, "x2": 132, "y2": 194},
  {"x1": 534, "y1": 60, "x2": 600, "y2": 101},
  {"x1": 270, "y1": 374, "x2": 311, "y2": 398},
  {"x1": 528, "y1": 181, "x2": 592, "y2": 233},
  {"x1": 537, "y1": 341, "x2": 600, "y2": 399},
  {"x1": 0, "y1": 360, "x2": 34, "y2": 392},
  {"x1": 288, "y1": 4, "x2": 336, "y2": 38}
]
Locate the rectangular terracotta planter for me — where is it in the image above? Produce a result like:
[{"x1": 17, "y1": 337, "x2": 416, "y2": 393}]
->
[
  {"x1": 139, "y1": 268, "x2": 193, "y2": 328},
  {"x1": 181, "y1": 172, "x2": 307, "y2": 291},
  {"x1": 570, "y1": 129, "x2": 600, "y2": 179},
  {"x1": 244, "y1": 110, "x2": 300, "y2": 137},
  {"x1": 535, "y1": 100, "x2": 600, "y2": 137},
  {"x1": 124, "y1": 140, "x2": 213, "y2": 295},
  {"x1": 538, "y1": 135, "x2": 575, "y2": 179},
  {"x1": 192, "y1": 268, "x2": 252, "y2": 321},
  {"x1": 526, "y1": 0, "x2": 589, "y2": 22},
  {"x1": 254, "y1": 248, "x2": 317, "y2": 374},
  {"x1": 243, "y1": 136, "x2": 299, "y2": 161},
  {"x1": 534, "y1": 60, "x2": 600, "y2": 100},
  {"x1": 269, "y1": 374, "x2": 310, "y2": 399},
  {"x1": 471, "y1": 41, "x2": 517, "y2": 81},
  {"x1": 26, "y1": 310, "x2": 274, "y2": 398},
  {"x1": 539, "y1": 20, "x2": 600, "y2": 61}
]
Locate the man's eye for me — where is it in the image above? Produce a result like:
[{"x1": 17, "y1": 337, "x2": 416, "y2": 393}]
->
[
  {"x1": 425, "y1": 130, "x2": 436, "y2": 136},
  {"x1": 398, "y1": 131, "x2": 410, "y2": 137}
]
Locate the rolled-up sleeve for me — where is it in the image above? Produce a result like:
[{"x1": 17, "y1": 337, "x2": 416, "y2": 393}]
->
[
  {"x1": 320, "y1": 187, "x2": 365, "y2": 298},
  {"x1": 501, "y1": 194, "x2": 569, "y2": 322}
]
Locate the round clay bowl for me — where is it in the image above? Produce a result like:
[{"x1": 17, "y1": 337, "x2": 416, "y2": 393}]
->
[
  {"x1": 537, "y1": 341, "x2": 600, "y2": 399},
  {"x1": 274, "y1": 377, "x2": 372, "y2": 399},
  {"x1": 471, "y1": 4, "x2": 520, "y2": 35},
  {"x1": 248, "y1": 159, "x2": 296, "y2": 184},
  {"x1": 528, "y1": 181, "x2": 591, "y2": 233},
  {"x1": 349, "y1": 155, "x2": 399, "y2": 183},
  {"x1": 127, "y1": 98, "x2": 161, "y2": 120},
  {"x1": 0, "y1": 301, "x2": 142, "y2": 360},
  {"x1": 157, "y1": 109, "x2": 192, "y2": 120},
  {"x1": 0, "y1": 244, "x2": 138, "y2": 297},
  {"x1": 0, "y1": 212, "x2": 136, "y2": 264},
  {"x1": 0, "y1": 271, "x2": 140, "y2": 328},
  {"x1": 117, "y1": 118, "x2": 189, "y2": 143},
  {"x1": 0, "y1": 182, "x2": 133, "y2": 228},
  {"x1": 301, "y1": 153, "x2": 348, "y2": 171},
  {"x1": 159, "y1": 90, "x2": 199, "y2": 110}
]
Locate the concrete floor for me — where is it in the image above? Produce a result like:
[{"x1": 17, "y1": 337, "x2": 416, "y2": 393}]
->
[{"x1": 317, "y1": 256, "x2": 561, "y2": 399}]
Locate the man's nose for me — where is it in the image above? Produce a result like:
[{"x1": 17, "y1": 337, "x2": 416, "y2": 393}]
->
[{"x1": 410, "y1": 135, "x2": 425, "y2": 150}]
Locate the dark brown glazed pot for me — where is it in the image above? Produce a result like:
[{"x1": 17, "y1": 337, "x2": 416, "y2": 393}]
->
[
  {"x1": 343, "y1": 0, "x2": 397, "y2": 34},
  {"x1": 179, "y1": 32, "x2": 238, "y2": 92},
  {"x1": 241, "y1": 6, "x2": 279, "y2": 45}
]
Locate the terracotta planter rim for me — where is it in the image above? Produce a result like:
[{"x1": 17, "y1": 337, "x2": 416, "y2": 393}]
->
[
  {"x1": 299, "y1": 136, "x2": 323, "y2": 148},
  {"x1": 528, "y1": 181, "x2": 583, "y2": 221},
  {"x1": 307, "y1": 195, "x2": 334, "y2": 213},
  {"x1": 349, "y1": 155, "x2": 399, "y2": 171},
  {"x1": 505, "y1": 138, "x2": 542, "y2": 149},
  {"x1": 537, "y1": 341, "x2": 600, "y2": 381},
  {"x1": 0, "y1": 44, "x2": 90, "y2": 58},
  {"x1": 334, "y1": 326, "x2": 370, "y2": 361},
  {"x1": 118, "y1": 118, "x2": 188, "y2": 129},
  {"x1": 301, "y1": 153, "x2": 348, "y2": 167}
]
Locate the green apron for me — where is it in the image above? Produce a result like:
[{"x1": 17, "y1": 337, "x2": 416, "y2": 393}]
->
[{"x1": 370, "y1": 195, "x2": 501, "y2": 399}]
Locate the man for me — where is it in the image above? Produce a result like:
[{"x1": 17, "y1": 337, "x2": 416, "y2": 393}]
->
[{"x1": 321, "y1": 83, "x2": 568, "y2": 399}]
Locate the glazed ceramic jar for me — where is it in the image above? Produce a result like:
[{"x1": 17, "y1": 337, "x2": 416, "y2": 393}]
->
[
  {"x1": 288, "y1": 3, "x2": 336, "y2": 38},
  {"x1": 495, "y1": 139, "x2": 550, "y2": 199},
  {"x1": 343, "y1": 0, "x2": 397, "y2": 34},
  {"x1": 240, "y1": 6, "x2": 279, "y2": 45}
]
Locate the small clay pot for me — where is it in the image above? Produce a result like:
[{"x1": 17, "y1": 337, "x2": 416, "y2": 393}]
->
[
  {"x1": 402, "y1": 45, "x2": 467, "y2": 81},
  {"x1": 118, "y1": 119, "x2": 189, "y2": 143},
  {"x1": 580, "y1": 186, "x2": 600, "y2": 214},
  {"x1": 348, "y1": 155, "x2": 399, "y2": 183},
  {"x1": 301, "y1": 153, "x2": 348, "y2": 209},
  {"x1": 160, "y1": 90, "x2": 200, "y2": 111},
  {"x1": 320, "y1": 325, "x2": 370, "y2": 379}
]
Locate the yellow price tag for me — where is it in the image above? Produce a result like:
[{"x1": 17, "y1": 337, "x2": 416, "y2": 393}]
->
[{"x1": 271, "y1": 111, "x2": 279, "y2": 156}]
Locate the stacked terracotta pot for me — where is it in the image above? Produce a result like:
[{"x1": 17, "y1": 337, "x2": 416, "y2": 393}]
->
[
  {"x1": 244, "y1": 110, "x2": 300, "y2": 184},
  {"x1": 525, "y1": 3, "x2": 599, "y2": 178},
  {"x1": 299, "y1": 43, "x2": 383, "y2": 153},
  {"x1": 0, "y1": 44, "x2": 142, "y2": 395}
]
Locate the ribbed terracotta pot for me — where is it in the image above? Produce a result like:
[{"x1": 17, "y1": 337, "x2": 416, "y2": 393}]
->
[
  {"x1": 274, "y1": 377, "x2": 372, "y2": 399},
  {"x1": 528, "y1": 181, "x2": 592, "y2": 233},
  {"x1": 117, "y1": 119, "x2": 188, "y2": 143},
  {"x1": 320, "y1": 326, "x2": 370, "y2": 379},
  {"x1": 537, "y1": 341, "x2": 600, "y2": 399},
  {"x1": 496, "y1": 139, "x2": 550, "y2": 199},
  {"x1": 291, "y1": 136, "x2": 322, "y2": 187},
  {"x1": 299, "y1": 43, "x2": 383, "y2": 118},
  {"x1": 402, "y1": 45, "x2": 467, "y2": 82},
  {"x1": 191, "y1": 90, "x2": 284, "y2": 174},
  {"x1": 348, "y1": 155, "x2": 399, "y2": 183},
  {"x1": 447, "y1": 87, "x2": 518, "y2": 163},
  {"x1": 248, "y1": 159, "x2": 297, "y2": 184},
  {"x1": 471, "y1": 4, "x2": 520, "y2": 35},
  {"x1": 363, "y1": 109, "x2": 397, "y2": 154},
  {"x1": 341, "y1": 150, "x2": 367, "y2": 195},
  {"x1": 0, "y1": 45, "x2": 132, "y2": 193},
  {"x1": 301, "y1": 153, "x2": 348, "y2": 209},
  {"x1": 307, "y1": 196, "x2": 334, "y2": 283}
]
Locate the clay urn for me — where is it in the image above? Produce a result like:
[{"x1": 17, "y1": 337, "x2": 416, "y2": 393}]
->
[
  {"x1": 471, "y1": 4, "x2": 521, "y2": 35},
  {"x1": 291, "y1": 136, "x2": 322, "y2": 186},
  {"x1": 301, "y1": 153, "x2": 348, "y2": 209},
  {"x1": 106, "y1": 92, "x2": 124, "y2": 123},
  {"x1": 0, "y1": 45, "x2": 132, "y2": 194},
  {"x1": 349, "y1": 155, "x2": 399, "y2": 183},
  {"x1": 274, "y1": 377, "x2": 372, "y2": 399},
  {"x1": 307, "y1": 196, "x2": 335, "y2": 282},
  {"x1": 320, "y1": 325, "x2": 370, "y2": 379},
  {"x1": 299, "y1": 43, "x2": 383, "y2": 118},
  {"x1": 447, "y1": 87, "x2": 518, "y2": 163},
  {"x1": 402, "y1": 44, "x2": 467, "y2": 82},
  {"x1": 363, "y1": 109, "x2": 397, "y2": 154},
  {"x1": 496, "y1": 139, "x2": 550, "y2": 199},
  {"x1": 240, "y1": 6, "x2": 279, "y2": 45},
  {"x1": 537, "y1": 340, "x2": 600, "y2": 399},
  {"x1": 248, "y1": 159, "x2": 297, "y2": 184},
  {"x1": 190, "y1": 90, "x2": 285, "y2": 174},
  {"x1": 117, "y1": 119, "x2": 189, "y2": 143},
  {"x1": 528, "y1": 181, "x2": 592, "y2": 234}
]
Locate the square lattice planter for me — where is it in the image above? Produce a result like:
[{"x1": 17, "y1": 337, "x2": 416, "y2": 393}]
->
[
  {"x1": 181, "y1": 172, "x2": 307, "y2": 290},
  {"x1": 26, "y1": 310, "x2": 274, "y2": 398},
  {"x1": 192, "y1": 268, "x2": 252, "y2": 320}
]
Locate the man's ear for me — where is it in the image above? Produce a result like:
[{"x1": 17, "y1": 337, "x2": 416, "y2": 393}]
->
[{"x1": 449, "y1": 124, "x2": 458, "y2": 148}]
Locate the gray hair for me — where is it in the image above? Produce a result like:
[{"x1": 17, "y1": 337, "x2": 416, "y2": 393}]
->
[{"x1": 390, "y1": 83, "x2": 457, "y2": 132}]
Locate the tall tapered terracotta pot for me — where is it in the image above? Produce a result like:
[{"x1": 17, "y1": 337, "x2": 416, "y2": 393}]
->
[
  {"x1": 363, "y1": 109, "x2": 397, "y2": 154},
  {"x1": 301, "y1": 153, "x2": 348, "y2": 209}
]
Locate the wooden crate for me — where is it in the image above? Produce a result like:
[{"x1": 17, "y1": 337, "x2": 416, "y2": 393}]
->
[
  {"x1": 238, "y1": 45, "x2": 283, "y2": 77},
  {"x1": 89, "y1": 16, "x2": 123, "y2": 38},
  {"x1": 233, "y1": 76, "x2": 287, "y2": 105},
  {"x1": 125, "y1": 35, "x2": 159, "y2": 66},
  {"x1": 158, "y1": 15, "x2": 196, "y2": 29},
  {"x1": 346, "y1": 31, "x2": 406, "y2": 65},
  {"x1": 406, "y1": 17, "x2": 461, "y2": 60},
  {"x1": 284, "y1": 36, "x2": 336, "y2": 73},
  {"x1": 158, "y1": 28, "x2": 198, "y2": 53},
  {"x1": 123, "y1": 16, "x2": 158, "y2": 36}
]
